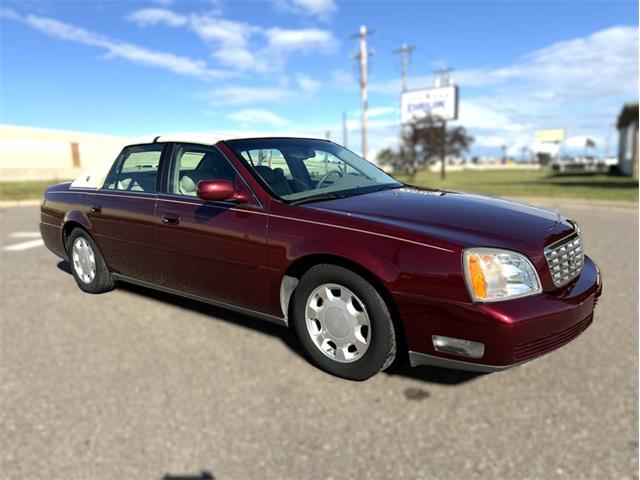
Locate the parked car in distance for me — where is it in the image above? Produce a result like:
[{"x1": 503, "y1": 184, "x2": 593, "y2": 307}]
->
[{"x1": 41, "y1": 134, "x2": 603, "y2": 380}]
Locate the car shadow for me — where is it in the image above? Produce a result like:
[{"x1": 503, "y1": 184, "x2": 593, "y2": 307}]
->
[
  {"x1": 162, "y1": 472, "x2": 214, "y2": 480},
  {"x1": 57, "y1": 260, "x2": 482, "y2": 386}
]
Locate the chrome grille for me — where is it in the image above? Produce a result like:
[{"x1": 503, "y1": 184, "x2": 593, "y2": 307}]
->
[{"x1": 544, "y1": 231, "x2": 584, "y2": 287}]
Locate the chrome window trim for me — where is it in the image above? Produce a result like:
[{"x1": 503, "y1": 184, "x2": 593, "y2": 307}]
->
[{"x1": 156, "y1": 192, "x2": 266, "y2": 211}]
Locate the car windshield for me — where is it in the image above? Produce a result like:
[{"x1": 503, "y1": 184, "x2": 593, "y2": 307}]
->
[{"x1": 226, "y1": 138, "x2": 402, "y2": 203}]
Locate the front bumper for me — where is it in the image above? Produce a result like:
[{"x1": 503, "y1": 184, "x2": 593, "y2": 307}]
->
[
  {"x1": 408, "y1": 351, "x2": 524, "y2": 372},
  {"x1": 400, "y1": 256, "x2": 602, "y2": 372}
]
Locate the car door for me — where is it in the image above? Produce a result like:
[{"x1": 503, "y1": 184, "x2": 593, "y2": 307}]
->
[
  {"x1": 87, "y1": 143, "x2": 166, "y2": 284},
  {"x1": 154, "y1": 143, "x2": 271, "y2": 312}
]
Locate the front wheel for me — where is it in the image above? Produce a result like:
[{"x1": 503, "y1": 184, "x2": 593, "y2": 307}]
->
[
  {"x1": 292, "y1": 264, "x2": 396, "y2": 381},
  {"x1": 67, "y1": 228, "x2": 114, "y2": 294}
]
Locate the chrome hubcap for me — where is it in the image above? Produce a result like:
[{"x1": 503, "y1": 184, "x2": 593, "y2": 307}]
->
[
  {"x1": 305, "y1": 283, "x2": 371, "y2": 363},
  {"x1": 72, "y1": 237, "x2": 96, "y2": 284}
]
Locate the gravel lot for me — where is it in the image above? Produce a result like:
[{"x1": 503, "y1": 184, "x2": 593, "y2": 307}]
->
[{"x1": 1, "y1": 202, "x2": 637, "y2": 480}]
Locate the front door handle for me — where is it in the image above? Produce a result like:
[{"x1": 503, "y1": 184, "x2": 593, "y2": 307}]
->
[
  {"x1": 90, "y1": 205, "x2": 102, "y2": 214},
  {"x1": 161, "y1": 215, "x2": 180, "y2": 225}
]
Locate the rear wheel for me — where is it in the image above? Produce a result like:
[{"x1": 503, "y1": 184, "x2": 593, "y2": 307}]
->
[
  {"x1": 67, "y1": 228, "x2": 114, "y2": 294},
  {"x1": 292, "y1": 264, "x2": 396, "y2": 381}
]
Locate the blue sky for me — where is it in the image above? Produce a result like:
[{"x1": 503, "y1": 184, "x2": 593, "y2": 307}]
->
[{"x1": 1, "y1": 0, "x2": 638, "y2": 158}]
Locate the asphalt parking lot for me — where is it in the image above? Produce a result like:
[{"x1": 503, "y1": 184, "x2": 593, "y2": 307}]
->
[{"x1": 1, "y1": 201, "x2": 638, "y2": 480}]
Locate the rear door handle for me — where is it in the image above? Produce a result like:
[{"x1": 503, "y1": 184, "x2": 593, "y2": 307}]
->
[
  {"x1": 161, "y1": 215, "x2": 180, "y2": 225},
  {"x1": 90, "y1": 205, "x2": 102, "y2": 214}
]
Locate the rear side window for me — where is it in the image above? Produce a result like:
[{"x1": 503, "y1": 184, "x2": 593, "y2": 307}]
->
[{"x1": 105, "y1": 144, "x2": 163, "y2": 192}]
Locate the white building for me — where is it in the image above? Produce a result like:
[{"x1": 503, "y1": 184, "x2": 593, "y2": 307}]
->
[{"x1": 616, "y1": 103, "x2": 639, "y2": 178}]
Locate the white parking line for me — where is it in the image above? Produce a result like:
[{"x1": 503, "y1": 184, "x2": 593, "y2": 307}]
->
[
  {"x1": 9, "y1": 232, "x2": 41, "y2": 238},
  {"x1": 3, "y1": 239, "x2": 44, "y2": 252}
]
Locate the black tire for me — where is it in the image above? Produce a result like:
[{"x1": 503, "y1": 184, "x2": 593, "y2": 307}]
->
[
  {"x1": 292, "y1": 264, "x2": 396, "y2": 381},
  {"x1": 67, "y1": 228, "x2": 114, "y2": 294}
]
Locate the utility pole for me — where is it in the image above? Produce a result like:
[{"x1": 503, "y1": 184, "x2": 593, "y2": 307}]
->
[
  {"x1": 342, "y1": 111, "x2": 348, "y2": 148},
  {"x1": 393, "y1": 43, "x2": 415, "y2": 93},
  {"x1": 351, "y1": 25, "x2": 372, "y2": 159},
  {"x1": 434, "y1": 66, "x2": 453, "y2": 179}
]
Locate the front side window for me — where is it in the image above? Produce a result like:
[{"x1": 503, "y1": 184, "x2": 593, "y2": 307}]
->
[
  {"x1": 105, "y1": 144, "x2": 163, "y2": 192},
  {"x1": 169, "y1": 144, "x2": 237, "y2": 197},
  {"x1": 226, "y1": 138, "x2": 402, "y2": 203}
]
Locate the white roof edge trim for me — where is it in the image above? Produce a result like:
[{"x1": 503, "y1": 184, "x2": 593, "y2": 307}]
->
[{"x1": 124, "y1": 131, "x2": 328, "y2": 148}]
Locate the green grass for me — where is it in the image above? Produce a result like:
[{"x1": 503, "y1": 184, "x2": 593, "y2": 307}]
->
[
  {"x1": 0, "y1": 169, "x2": 637, "y2": 202},
  {"x1": 392, "y1": 169, "x2": 638, "y2": 202},
  {"x1": 0, "y1": 179, "x2": 70, "y2": 201}
]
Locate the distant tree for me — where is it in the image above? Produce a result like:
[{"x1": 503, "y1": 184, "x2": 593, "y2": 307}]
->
[
  {"x1": 376, "y1": 148, "x2": 397, "y2": 167},
  {"x1": 536, "y1": 152, "x2": 553, "y2": 166},
  {"x1": 398, "y1": 115, "x2": 474, "y2": 180}
]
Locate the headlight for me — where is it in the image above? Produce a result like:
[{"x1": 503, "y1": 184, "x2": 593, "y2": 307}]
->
[{"x1": 463, "y1": 248, "x2": 541, "y2": 302}]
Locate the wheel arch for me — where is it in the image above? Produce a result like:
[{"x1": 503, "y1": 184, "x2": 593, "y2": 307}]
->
[
  {"x1": 61, "y1": 211, "x2": 93, "y2": 254},
  {"x1": 281, "y1": 253, "x2": 408, "y2": 361}
]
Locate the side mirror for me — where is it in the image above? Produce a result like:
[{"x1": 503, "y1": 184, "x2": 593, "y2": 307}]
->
[{"x1": 196, "y1": 179, "x2": 250, "y2": 204}]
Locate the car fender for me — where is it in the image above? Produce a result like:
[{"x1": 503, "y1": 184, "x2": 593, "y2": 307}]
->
[
  {"x1": 287, "y1": 238, "x2": 400, "y2": 286},
  {"x1": 62, "y1": 209, "x2": 94, "y2": 246}
]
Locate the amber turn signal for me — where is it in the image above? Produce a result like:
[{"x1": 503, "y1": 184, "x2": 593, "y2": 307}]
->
[{"x1": 467, "y1": 252, "x2": 487, "y2": 300}]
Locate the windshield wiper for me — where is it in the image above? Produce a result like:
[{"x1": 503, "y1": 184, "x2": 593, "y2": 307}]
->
[
  {"x1": 290, "y1": 184, "x2": 402, "y2": 206},
  {"x1": 289, "y1": 192, "x2": 351, "y2": 206}
]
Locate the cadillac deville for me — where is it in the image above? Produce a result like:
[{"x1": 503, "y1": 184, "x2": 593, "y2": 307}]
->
[{"x1": 40, "y1": 134, "x2": 602, "y2": 380}]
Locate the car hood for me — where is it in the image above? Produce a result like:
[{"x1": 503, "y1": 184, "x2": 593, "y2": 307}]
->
[{"x1": 306, "y1": 187, "x2": 575, "y2": 255}]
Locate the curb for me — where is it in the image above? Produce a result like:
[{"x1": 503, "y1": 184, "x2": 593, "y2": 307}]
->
[
  {"x1": 0, "y1": 199, "x2": 42, "y2": 208},
  {"x1": 510, "y1": 197, "x2": 638, "y2": 211}
]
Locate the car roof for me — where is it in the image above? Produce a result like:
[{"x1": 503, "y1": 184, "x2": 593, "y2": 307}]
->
[
  {"x1": 70, "y1": 131, "x2": 330, "y2": 190},
  {"x1": 125, "y1": 132, "x2": 328, "y2": 148}
]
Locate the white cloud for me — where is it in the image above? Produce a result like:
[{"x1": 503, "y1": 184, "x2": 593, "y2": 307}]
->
[
  {"x1": 4, "y1": 9, "x2": 229, "y2": 80},
  {"x1": 126, "y1": 8, "x2": 187, "y2": 27},
  {"x1": 330, "y1": 69, "x2": 357, "y2": 90},
  {"x1": 455, "y1": 100, "x2": 528, "y2": 132},
  {"x1": 228, "y1": 109, "x2": 289, "y2": 127},
  {"x1": 296, "y1": 73, "x2": 321, "y2": 93},
  {"x1": 204, "y1": 86, "x2": 291, "y2": 105},
  {"x1": 474, "y1": 135, "x2": 508, "y2": 148},
  {"x1": 274, "y1": 0, "x2": 337, "y2": 20},
  {"x1": 189, "y1": 15, "x2": 254, "y2": 47},
  {"x1": 189, "y1": 14, "x2": 258, "y2": 70},
  {"x1": 456, "y1": 26, "x2": 638, "y2": 102},
  {"x1": 125, "y1": 8, "x2": 337, "y2": 73},
  {"x1": 367, "y1": 107, "x2": 395, "y2": 118},
  {"x1": 265, "y1": 27, "x2": 338, "y2": 53}
]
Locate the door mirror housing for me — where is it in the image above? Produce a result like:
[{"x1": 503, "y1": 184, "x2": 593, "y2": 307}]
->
[{"x1": 196, "y1": 179, "x2": 250, "y2": 204}]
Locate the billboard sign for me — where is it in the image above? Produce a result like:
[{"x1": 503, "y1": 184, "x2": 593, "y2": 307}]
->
[
  {"x1": 401, "y1": 85, "x2": 458, "y2": 123},
  {"x1": 534, "y1": 129, "x2": 566, "y2": 143}
]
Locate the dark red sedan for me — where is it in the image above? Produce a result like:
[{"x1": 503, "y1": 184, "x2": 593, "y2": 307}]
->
[{"x1": 40, "y1": 134, "x2": 602, "y2": 380}]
